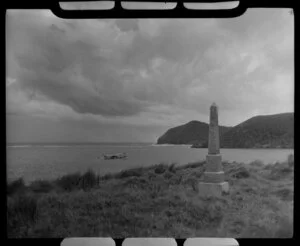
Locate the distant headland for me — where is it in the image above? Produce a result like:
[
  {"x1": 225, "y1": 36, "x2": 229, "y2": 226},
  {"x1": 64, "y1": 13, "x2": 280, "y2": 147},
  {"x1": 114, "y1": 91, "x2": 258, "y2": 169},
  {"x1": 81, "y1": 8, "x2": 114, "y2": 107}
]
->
[{"x1": 157, "y1": 112, "x2": 294, "y2": 149}]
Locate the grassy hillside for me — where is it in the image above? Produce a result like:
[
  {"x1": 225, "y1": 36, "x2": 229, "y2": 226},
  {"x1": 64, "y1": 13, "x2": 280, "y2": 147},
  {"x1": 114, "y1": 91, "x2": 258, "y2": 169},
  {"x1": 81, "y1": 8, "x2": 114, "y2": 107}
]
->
[
  {"x1": 221, "y1": 113, "x2": 294, "y2": 148},
  {"x1": 157, "y1": 120, "x2": 231, "y2": 145},
  {"x1": 7, "y1": 155, "x2": 293, "y2": 238}
]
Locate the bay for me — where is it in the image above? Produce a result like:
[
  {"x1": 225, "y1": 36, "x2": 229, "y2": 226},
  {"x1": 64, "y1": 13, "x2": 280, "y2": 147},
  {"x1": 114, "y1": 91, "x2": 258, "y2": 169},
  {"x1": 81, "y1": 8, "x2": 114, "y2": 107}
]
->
[{"x1": 7, "y1": 143, "x2": 294, "y2": 184}]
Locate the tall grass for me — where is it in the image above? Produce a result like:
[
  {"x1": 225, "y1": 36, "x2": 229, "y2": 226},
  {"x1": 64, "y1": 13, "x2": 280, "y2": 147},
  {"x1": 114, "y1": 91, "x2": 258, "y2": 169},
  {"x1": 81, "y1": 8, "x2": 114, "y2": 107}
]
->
[
  {"x1": 55, "y1": 169, "x2": 99, "y2": 191},
  {"x1": 7, "y1": 194, "x2": 38, "y2": 237},
  {"x1": 7, "y1": 156, "x2": 293, "y2": 238}
]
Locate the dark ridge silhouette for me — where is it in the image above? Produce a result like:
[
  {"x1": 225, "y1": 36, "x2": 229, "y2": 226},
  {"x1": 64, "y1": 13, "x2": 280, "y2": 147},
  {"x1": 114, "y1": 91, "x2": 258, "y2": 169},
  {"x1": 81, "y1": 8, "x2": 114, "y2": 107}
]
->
[
  {"x1": 157, "y1": 120, "x2": 231, "y2": 146},
  {"x1": 221, "y1": 112, "x2": 294, "y2": 148},
  {"x1": 157, "y1": 112, "x2": 294, "y2": 148}
]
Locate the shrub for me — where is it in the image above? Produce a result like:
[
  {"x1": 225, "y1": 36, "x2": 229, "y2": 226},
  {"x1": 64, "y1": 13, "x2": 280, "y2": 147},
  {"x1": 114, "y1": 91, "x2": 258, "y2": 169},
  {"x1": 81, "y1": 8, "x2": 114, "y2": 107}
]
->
[
  {"x1": 115, "y1": 167, "x2": 145, "y2": 179},
  {"x1": 55, "y1": 173, "x2": 81, "y2": 191},
  {"x1": 80, "y1": 169, "x2": 98, "y2": 190},
  {"x1": 30, "y1": 180, "x2": 54, "y2": 193},
  {"x1": 7, "y1": 178, "x2": 26, "y2": 196},
  {"x1": 229, "y1": 166, "x2": 250, "y2": 179},
  {"x1": 154, "y1": 164, "x2": 167, "y2": 174},
  {"x1": 168, "y1": 163, "x2": 177, "y2": 173}
]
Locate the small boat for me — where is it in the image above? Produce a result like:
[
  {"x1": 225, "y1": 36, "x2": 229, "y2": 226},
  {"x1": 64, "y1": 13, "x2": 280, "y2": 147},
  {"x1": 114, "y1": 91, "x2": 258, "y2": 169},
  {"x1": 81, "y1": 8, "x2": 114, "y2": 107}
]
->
[
  {"x1": 190, "y1": 142, "x2": 207, "y2": 148},
  {"x1": 103, "y1": 152, "x2": 127, "y2": 160}
]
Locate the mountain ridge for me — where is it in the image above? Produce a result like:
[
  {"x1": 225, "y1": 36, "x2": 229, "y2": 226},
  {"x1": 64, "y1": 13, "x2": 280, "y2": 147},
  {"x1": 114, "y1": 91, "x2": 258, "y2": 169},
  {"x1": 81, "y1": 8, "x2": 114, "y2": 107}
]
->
[{"x1": 156, "y1": 112, "x2": 294, "y2": 148}]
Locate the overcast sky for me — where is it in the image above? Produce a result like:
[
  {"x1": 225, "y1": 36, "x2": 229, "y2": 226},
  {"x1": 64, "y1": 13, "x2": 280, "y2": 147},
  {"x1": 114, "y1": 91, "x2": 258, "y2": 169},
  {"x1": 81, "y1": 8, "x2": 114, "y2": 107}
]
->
[{"x1": 6, "y1": 8, "x2": 294, "y2": 143}]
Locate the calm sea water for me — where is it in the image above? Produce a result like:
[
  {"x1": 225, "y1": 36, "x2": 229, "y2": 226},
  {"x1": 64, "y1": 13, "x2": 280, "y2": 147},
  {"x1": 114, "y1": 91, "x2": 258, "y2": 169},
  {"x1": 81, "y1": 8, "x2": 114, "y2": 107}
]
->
[{"x1": 7, "y1": 143, "x2": 294, "y2": 184}]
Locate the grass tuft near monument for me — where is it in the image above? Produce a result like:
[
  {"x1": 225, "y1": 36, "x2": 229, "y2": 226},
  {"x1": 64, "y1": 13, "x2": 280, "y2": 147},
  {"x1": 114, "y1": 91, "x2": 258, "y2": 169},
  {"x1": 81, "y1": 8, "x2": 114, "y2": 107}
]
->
[{"x1": 7, "y1": 154, "x2": 293, "y2": 238}]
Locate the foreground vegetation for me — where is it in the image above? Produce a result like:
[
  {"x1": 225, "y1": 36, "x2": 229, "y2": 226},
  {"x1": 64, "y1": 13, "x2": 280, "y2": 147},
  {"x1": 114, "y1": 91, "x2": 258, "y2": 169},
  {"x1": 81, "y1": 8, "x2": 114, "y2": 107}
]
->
[{"x1": 7, "y1": 154, "x2": 294, "y2": 238}]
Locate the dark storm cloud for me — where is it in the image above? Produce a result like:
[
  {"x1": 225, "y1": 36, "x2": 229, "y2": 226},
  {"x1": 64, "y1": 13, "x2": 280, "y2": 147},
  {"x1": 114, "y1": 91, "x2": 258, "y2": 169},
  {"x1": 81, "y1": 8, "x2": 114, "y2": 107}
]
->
[
  {"x1": 8, "y1": 14, "x2": 145, "y2": 116},
  {"x1": 6, "y1": 9, "x2": 294, "y2": 141},
  {"x1": 121, "y1": 19, "x2": 220, "y2": 68}
]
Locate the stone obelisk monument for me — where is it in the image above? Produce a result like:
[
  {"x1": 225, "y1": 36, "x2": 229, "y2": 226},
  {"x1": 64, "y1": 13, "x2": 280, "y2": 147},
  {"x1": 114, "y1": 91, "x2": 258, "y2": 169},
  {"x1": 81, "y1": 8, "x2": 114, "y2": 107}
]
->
[{"x1": 198, "y1": 103, "x2": 229, "y2": 196}]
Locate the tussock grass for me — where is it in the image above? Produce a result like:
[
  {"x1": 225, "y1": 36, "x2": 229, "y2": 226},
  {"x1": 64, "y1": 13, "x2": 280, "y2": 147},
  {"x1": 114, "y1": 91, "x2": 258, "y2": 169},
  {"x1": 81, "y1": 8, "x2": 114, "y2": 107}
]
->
[
  {"x1": 7, "y1": 155, "x2": 293, "y2": 238},
  {"x1": 7, "y1": 178, "x2": 26, "y2": 196},
  {"x1": 7, "y1": 194, "x2": 39, "y2": 238},
  {"x1": 30, "y1": 180, "x2": 55, "y2": 193}
]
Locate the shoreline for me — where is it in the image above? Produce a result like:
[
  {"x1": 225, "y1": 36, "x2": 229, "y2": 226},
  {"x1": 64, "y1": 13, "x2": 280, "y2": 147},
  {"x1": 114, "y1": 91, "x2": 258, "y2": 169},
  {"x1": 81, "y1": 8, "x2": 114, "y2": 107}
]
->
[
  {"x1": 7, "y1": 148, "x2": 294, "y2": 185},
  {"x1": 157, "y1": 144, "x2": 294, "y2": 150},
  {"x1": 7, "y1": 141, "x2": 294, "y2": 150},
  {"x1": 7, "y1": 156, "x2": 294, "y2": 188}
]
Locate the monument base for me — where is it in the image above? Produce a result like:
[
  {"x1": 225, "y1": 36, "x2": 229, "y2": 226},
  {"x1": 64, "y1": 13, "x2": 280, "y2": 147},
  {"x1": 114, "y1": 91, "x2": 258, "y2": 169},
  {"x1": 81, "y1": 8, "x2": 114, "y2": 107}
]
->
[
  {"x1": 203, "y1": 171, "x2": 225, "y2": 183},
  {"x1": 198, "y1": 182, "x2": 229, "y2": 197}
]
